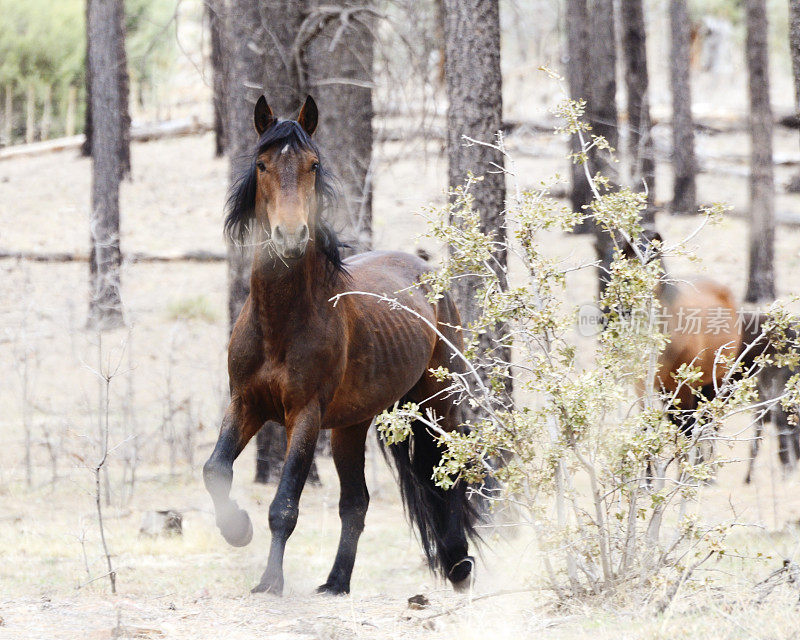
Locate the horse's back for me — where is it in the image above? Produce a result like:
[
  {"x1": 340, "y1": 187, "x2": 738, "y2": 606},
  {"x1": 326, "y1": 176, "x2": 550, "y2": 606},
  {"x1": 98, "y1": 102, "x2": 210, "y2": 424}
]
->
[
  {"x1": 344, "y1": 250, "x2": 431, "y2": 287},
  {"x1": 659, "y1": 277, "x2": 741, "y2": 394}
]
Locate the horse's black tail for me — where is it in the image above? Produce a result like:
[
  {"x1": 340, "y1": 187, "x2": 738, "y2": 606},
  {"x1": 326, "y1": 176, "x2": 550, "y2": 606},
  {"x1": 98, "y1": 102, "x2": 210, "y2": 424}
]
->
[{"x1": 378, "y1": 398, "x2": 479, "y2": 583}]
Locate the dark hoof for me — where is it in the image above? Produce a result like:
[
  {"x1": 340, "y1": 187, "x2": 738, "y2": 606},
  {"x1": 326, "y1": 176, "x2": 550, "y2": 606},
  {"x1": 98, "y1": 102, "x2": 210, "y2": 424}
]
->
[
  {"x1": 317, "y1": 581, "x2": 349, "y2": 596},
  {"x1": 448, "y1": 556, "x2": 474, "y2": 592},
  {"x1": 251, "y1": 579, "x2": 283, "y2": 595},
  {"x1": 216, "y1": 505, "x2": 253, "y2": 547}
]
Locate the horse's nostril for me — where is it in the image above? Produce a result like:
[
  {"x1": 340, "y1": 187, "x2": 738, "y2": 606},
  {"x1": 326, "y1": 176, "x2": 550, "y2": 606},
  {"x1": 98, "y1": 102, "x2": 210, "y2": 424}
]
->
[
  {"x1": 299, "y1": 224, "x2": 309, "y2": 243},
  {"x1": 273, "y1": 225, "x2": 285, "y2": 244}
]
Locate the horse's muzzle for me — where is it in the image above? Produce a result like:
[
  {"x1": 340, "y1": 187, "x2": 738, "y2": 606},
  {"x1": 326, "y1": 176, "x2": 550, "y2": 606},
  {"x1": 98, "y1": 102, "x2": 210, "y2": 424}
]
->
[{"x1": 272, "y1": 223, "x2": 309, "y2": 260}]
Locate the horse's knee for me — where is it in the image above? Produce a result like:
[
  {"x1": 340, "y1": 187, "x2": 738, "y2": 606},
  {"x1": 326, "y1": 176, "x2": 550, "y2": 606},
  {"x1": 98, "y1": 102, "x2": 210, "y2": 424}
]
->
[{"x1": 269, "y1": 501, "x2": 299, "y2": 540}]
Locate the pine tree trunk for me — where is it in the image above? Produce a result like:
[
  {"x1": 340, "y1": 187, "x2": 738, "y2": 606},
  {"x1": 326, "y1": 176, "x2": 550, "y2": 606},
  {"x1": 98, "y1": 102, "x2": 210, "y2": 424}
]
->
[
  {"x1": 223, "y1": 0, "x2": 265, "y2": 331},
  {"x1": 669, "y1": 0, "x2": 697, "y2": 215},
  {"x1": 565, "y1": 0, "x2": 594, "y2": 234},
  {"x1": 304, "y1": 1, "x2": 375, "y2": 251},
  {"x1": 443, "y1": 0, "x2": 510, "y2": 412},
  {"x1": 620, "y1": 0, "x2": 655, "y2": 218},
  {"x1": 207, "y1": 0, "x2": 227, "y2": 157},
  {"x1": 82, "y1": 0, "x2": 93, "y2": 157},
  {"x1": 87, "y1": 0, "x2": 125, "y2": 329},
  {"x1": 744, "y1": 0, "x2": 776, "y2": 303},
  {"x1": 82, "y1": 0, "x2": 130, "y2": 176},
  {"x1": 115, "y1": 0, "x2": 130, "y2": 178},
  {"x1": 790, "y1": 1, "x2": 800, "y2": 138},
  {"x1": 589, "y1": 0, "x2": 619, "y2": 294}
]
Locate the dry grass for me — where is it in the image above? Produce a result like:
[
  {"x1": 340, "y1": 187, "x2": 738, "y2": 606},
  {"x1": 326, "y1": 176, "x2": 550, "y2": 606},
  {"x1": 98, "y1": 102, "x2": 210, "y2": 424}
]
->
[{"x1": 2, "y1": 129, "x2": 800, "y2": 638}]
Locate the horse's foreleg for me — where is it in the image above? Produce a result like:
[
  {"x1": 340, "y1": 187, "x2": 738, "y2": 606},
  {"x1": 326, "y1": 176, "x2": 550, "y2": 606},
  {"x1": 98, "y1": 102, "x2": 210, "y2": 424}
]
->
[
  {"x1": 252, "y1": 404, "x2": 321, "y2": 595},
  {"x1": 203, "y1": 402, "x2": 261, "y2": 547},
  {"x1": 317, "y1": 421, "x2": 371, "y2": 595}
]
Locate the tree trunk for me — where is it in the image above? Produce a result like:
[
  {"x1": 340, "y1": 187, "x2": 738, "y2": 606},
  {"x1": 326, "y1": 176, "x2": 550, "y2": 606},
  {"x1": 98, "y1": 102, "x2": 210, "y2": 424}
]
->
[
  {"x1": 115, "y1": 0, "x2": 131, "y2": 178},
  {"x1": 565, "y1": 0, "x2": 594, "y2": 233},
  {"x1": 82, "y1": 0, "x2": 93, "y2": 156},
  {"x1": 669, "y1": 0, "x2": 697, "y2": 215},
  {"x1": 790, "y1": 1, "x2": 800, "y2": 144},
  {"x1": 443, "y1": 0, "x2": 510, "y2": 412},
  {"x1": 620, "y1": 0, "x2": 655, "y2": 218},
  {"x1": 82, "y1": 0, "x2": 130, "y2": 177},
  {"x1": 87, "y1": 0, "x2": 125, "y2": 329},
  {"x1": 744, "y1": 0, "x2": 776, "y2": 303},
  {"x1": 223, "y1": 0, "x2": 265, "y2": 331},
  {"x1": 589, "y1": 0, "x2": 620, "y2": 294},
  {"x1": 207, "y1": 0, "x2": 227, "y2": 157},
  {"x1": 304, "y1": 1, "x2": 375, "y2": 251}
]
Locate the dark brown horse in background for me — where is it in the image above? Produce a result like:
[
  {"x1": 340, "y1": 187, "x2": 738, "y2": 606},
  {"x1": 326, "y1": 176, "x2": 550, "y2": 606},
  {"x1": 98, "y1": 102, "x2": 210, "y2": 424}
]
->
[
  {"x1": 739, "y1": 311, "x2": 800, "y2": 483},
  {"x1": 202, "y1": 95, "x2": 477, "y2": 595}
]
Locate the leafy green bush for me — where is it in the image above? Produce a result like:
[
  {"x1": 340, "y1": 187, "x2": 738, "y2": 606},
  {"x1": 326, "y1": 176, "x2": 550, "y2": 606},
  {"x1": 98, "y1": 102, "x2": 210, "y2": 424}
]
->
[{"x1": 375, "y1": 88, "x2": 800, "y2": 604}]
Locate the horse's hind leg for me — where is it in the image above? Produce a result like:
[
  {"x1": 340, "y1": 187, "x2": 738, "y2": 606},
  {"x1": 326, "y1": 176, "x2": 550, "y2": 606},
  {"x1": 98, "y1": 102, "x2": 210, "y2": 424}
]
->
[
  {"x1": 203, "y1": 400, "x2": 263, "y2": 547},
  {"x1": 317, "y1": 421, "x2": 371, "y2": 595},
  {"x1": 744, "y1": 415, "x2": 764, "y2": 484}
]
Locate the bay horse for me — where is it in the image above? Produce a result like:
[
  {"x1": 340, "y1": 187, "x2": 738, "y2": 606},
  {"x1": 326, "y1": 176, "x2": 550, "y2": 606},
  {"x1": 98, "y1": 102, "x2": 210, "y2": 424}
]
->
[
  {"x1": 622, "y1": 232, "x2": 742, "y2": 434},
  {"x1": 202, "y1": 95, "x2": 477, "y2": 595}
]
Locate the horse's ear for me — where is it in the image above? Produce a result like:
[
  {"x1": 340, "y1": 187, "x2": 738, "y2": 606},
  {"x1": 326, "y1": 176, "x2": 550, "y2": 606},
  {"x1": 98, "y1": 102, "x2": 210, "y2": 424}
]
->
[
  {"x1": 297, "y1": 96, "x2": 318, "y2": 136},
  {"x1": 254, "y1": 95, "x2": 276, "y2": 136}
]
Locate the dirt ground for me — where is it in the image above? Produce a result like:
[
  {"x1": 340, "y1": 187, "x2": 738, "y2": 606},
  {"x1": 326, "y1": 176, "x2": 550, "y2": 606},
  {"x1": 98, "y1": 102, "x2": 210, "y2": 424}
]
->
[{"x1": 3, "y1": 127, "x2": 800, "y2": 639}]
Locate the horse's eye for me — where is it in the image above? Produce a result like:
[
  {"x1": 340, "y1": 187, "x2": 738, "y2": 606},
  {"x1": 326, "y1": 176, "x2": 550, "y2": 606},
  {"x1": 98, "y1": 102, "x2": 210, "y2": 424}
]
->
[
  {"x1": 256, "y1": 161, "x2": 267, "y2": 172},
  {"x1": 310, "y1": 162, "x2": 319, "y2": 172}
]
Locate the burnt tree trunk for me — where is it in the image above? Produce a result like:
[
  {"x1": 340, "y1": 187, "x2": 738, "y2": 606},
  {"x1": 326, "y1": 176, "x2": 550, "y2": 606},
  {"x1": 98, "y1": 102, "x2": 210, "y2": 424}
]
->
[
  {"x1": 223, "y1": 0, "x2": 266, "y2": 332},
  {"x1": 83, "y1": 0, "x2": 130, "y2": 177},
  {"x1": 565, "y1": 0, "x2": 594, "y2": 233},
  {"x1": 208, "y1": 0, "x2": 227, "y2": 157},
  {"x1": 443, "y1": 0, "x2": 510, "y2": 411},
  {"x1": 620, "y1": 0, "x2": 655, "y2": 219},
  {"x1": 82, "y1": 0, "x2": 93, "y2": 157},
  {"x1": 304, "y1": 1, "x2": 375, "y2": 251},
  {"x1": 744, "y1": 0, "x2": 776, "y2": 303},
  {"x1": 791, "y1": 0, "x2": 800, "y2": 119},
  {"x1": 669, "y1": 0, "x2": 697, "y2": 215},
  {"x1": 87, "y1": 0, "x2": 125, "y2": 329},
  {"x1": 589, "y1": 0, "x2": 620, "y2": 294},
  {"x1": 115, "y1": 0, "x2": 130, "y2": 178}
]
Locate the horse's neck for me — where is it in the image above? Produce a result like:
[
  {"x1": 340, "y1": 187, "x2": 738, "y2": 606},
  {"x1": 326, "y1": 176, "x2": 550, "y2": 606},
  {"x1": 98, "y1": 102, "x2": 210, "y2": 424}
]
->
[{"x1": 249, "y1": 247, "x2": 336, "y2": 327}]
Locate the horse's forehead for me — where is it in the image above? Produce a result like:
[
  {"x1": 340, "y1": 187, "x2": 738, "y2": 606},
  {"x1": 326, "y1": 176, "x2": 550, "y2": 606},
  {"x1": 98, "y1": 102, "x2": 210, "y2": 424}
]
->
[{"x1": 259, "y1": 144, "x2": 314, "y2": 167}]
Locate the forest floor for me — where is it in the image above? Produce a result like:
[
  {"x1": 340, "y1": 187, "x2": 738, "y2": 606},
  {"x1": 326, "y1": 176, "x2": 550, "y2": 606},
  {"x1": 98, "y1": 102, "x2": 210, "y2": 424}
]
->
[{"x1": 3, "y1": 129, "x2": 800, "y2": 639}]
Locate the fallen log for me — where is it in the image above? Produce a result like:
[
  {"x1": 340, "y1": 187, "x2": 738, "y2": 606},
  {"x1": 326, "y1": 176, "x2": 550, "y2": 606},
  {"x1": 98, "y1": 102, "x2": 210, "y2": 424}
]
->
[
  {"x1": 0, "y1": 249, "x2": 226, "y2": 263},
  {"x1": 0, "y1": 117, "x2": 212, "y2": 161}
]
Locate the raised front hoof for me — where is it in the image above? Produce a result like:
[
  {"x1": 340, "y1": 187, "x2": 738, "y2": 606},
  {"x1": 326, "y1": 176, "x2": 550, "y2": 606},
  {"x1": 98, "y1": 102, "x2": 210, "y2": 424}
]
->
[
  {"x1": 251, "y1": 578, "x2": 283, "y2": 596},
  {"x1": 448, "y1": 556, "x2": 474, "y2": 592},
  {"x1": 316, "y1": 581, "x2": 350, "y2": 596},
  {"x1": 216, "y1": 507, "x2": 253, "y2": 547}
]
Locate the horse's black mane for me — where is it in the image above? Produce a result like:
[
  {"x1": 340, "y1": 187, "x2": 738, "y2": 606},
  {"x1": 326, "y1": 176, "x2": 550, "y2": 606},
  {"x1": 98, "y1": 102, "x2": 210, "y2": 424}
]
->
[{"x1": 224, "y1": 119, "x2": 346, "y2": 275}]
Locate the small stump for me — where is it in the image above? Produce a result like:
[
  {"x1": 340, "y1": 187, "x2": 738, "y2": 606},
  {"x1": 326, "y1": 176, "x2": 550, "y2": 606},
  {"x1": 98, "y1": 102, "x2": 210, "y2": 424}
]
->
[{"x1": 139, "y1": 510, "x2": 183, "y2": 537}]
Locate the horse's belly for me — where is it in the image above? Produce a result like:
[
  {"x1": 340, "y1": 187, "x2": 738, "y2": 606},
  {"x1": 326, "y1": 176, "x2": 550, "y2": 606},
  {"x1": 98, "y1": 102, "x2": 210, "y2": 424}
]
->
[{"x1": 322, "y1": 321, "x2": 435, "y2": 428}]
